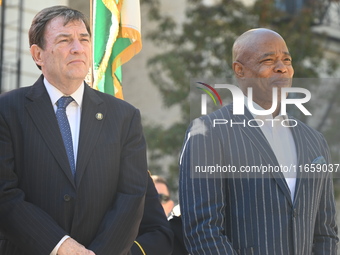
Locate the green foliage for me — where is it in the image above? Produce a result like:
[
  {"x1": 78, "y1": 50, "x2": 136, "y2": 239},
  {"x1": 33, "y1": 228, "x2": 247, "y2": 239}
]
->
[{"x1": 141, "y1": 0, "x2": 340, "y2": 194}]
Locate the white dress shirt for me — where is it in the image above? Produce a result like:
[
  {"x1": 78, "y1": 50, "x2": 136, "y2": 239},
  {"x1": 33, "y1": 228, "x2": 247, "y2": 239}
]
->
[
  {"x1": 44, "y1": 78, "x2": 84, "y2": 255},
  {"x1": 44, "y1": 78, "x2": 83, "y2": 166},
  {"x1": 244, "y1": 97, "x2": 297, "y2": 202}
]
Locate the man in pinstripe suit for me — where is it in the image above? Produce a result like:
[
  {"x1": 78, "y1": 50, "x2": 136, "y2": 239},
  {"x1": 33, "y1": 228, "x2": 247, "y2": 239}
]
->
[
  {"x1": 0, "y1": 6, "x2": 172, "y2": 255},
  {"x1": 179, "y1": 28, "x2": 338, "y2": 254}
]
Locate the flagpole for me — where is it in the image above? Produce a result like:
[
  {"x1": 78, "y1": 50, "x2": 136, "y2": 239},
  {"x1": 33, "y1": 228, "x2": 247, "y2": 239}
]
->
[
  {"x1": 87, "y1": 0, "x2": 94, "y2": 87},
  {"x1": 0, "y1": 0, "x2": 6, "y2": 93}
]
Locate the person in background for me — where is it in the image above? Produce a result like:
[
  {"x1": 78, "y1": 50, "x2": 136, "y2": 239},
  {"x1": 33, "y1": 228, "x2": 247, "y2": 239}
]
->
[
  {"x1": 150, "y1": 175, "x2": 184, "y2": 254},
  {"x1": 152, "y1": 175, "x2": 175, "y2": 217}
]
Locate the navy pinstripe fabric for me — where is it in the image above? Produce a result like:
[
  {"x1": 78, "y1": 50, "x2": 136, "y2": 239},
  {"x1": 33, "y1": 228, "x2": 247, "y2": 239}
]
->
[{"x1": 179, "y1": 104, "x2": 338, "y2": 255}]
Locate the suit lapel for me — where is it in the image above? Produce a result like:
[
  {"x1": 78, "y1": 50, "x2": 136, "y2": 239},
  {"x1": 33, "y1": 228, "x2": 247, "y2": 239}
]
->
[
  {"x1": 75, "y1": 85, "x2": 106, "y2": 186},
  {"x1": 25, "y1": 76, "x2": 76, "y2": 187},
  {"x1": 229, "y1": 105, "x2": 293, "y2": 205}
]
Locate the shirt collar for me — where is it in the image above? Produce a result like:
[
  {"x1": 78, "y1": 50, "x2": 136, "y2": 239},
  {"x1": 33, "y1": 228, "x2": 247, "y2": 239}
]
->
[
  {"x1": 44, "y1": 77, "x2": 84, "y2": 108},
  {"x1": 243, "y1": 96, "x2": 288, "y2": 120}
]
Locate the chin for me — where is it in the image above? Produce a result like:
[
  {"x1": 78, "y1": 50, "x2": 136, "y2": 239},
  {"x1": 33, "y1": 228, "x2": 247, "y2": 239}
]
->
[
  {"x1": 68, "y1": 71, "x2": 88, "y2": 80},
  {"x1": 271, "y1": 78, "x2": 292, "y2": 88}
]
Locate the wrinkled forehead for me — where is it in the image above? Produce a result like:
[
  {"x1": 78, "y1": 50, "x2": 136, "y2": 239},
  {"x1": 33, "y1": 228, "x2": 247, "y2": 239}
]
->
[
  {"x1": 234, "y1": 31, "x2": 288, "y2": 61},
  {"x1": 47, "y1": 16, "x2": 84, "y2": 29},
  {"x1": 44, "y1": 16, "x2": 90, "y2": 38}
]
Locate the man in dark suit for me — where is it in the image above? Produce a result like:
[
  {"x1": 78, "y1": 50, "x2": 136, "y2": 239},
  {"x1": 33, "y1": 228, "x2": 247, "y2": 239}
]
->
[
  {"x1": 0, "y1": 6, "x2": 172, "y2": 255},
  {"x1": 179, "y1": 28, "x2": 338, "y2": 254}
]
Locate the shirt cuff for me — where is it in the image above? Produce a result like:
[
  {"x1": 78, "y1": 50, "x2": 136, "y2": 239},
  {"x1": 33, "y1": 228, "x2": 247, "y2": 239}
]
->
[{"x1": 50, "y1": 235, "x2": 70, "y2": 255}]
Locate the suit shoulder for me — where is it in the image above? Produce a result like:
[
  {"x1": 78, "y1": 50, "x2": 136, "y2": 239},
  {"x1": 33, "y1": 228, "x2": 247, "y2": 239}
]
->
[
  {"x1": 293, "y1": 118, "x2": 325, "y2": 138},
  {"x1": 90, "y1": 88, "x2": 138, "y2": 111},
  {"x1": 198, "y1": 104, "x2": 233, "y2": 123},
  {"x1": 0, "y1": 86, "x2": 32, "y2": 100},
  {"x1": 0, "y1": 86, "x2": 32, "y2": 113},
  {"x1": 186, "y1": 105, "x2": 232, "y2": 139}
]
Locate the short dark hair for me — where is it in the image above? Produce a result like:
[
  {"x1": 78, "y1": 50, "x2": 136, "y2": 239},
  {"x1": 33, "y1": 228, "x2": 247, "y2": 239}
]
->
[{"x1": 29, "y1": 5, "x2": 91, "y2": 50}]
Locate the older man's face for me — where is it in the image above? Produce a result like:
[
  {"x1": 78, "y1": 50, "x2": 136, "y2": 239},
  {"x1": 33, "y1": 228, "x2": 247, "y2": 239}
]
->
[
  {"x1": 35, "y1": 16, "x2": 91, "y2": 86},
  {"x1": 239, "y1": 32, "x2": 294, "y2": 110}
]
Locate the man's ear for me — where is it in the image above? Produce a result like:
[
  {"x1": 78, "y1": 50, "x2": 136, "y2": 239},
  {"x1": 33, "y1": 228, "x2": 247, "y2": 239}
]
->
[
  {"x1": 232, "y1": 61, "x2": 244, "y2": 78},
  {"x1": 30, "y1": 44, "x2": 44, "y2": 68}
]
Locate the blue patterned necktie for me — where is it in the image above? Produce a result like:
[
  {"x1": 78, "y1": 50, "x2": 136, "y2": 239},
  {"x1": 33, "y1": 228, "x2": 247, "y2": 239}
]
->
[{"x1": 56, "y1": 96, "x2": 76, "y2": 178}]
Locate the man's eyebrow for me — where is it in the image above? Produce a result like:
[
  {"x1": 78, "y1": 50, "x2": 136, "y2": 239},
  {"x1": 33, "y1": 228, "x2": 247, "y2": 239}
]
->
[
  {"x1": 55, "y1": 33, "x2": 90, "y2": 40},
  {"x1": 80, "y1": 33, "x2": 90, "y2": 37},
  {"x1": 55, "y1": 33, "x2": 71, "y2": 39},
  {"x1": 259, "y1": 51, "x2": 292, "y2": 59}
]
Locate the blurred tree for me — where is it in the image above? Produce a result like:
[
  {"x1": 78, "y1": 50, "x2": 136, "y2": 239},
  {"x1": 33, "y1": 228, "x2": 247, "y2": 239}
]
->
[{"x1": 142, "y1": 0, "x2": 339, "y2": 193}]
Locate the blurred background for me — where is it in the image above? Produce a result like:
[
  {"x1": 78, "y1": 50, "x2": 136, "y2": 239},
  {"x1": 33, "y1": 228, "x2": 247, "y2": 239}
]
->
[{"x1": 1, "y1": 0, "x2": 340, "y2": 214}]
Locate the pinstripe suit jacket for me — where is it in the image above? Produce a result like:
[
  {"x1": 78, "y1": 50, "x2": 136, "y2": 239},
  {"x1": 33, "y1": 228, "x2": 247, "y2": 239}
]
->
[
  {"x1": 179, "y1": 103, "x2": 338, "y2": 255},
  {"x1": 0, "y1": 75, "x2": 149, "y2": 255}
]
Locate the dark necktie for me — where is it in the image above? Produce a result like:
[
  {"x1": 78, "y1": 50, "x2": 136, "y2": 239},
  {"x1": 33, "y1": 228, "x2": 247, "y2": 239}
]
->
[{"x1": 56, "y1": 96, "x2": 76, "y2": 178}]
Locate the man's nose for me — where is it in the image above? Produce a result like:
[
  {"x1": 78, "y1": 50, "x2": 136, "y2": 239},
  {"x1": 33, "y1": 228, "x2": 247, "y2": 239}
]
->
[
  {"x1": 70, "y1": 39, "x2": 85, "y2": 54},
  {"x1": 274, "y1": 61, "x2": 288, "y2": 73}
]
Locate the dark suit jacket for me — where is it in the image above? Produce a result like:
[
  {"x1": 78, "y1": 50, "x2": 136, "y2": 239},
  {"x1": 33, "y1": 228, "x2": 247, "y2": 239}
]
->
[
  {"x1": 131, "y1": 174, "x2": 174, "y2": 255},
  {"x1": 168, "y1": 214, "x2": 188, "y2": 255},
  {"x1": 179, "y1": 104, "x2": 338, "y2": 255},
  {"x1": 0, "y1": 75, "x2": 149, "y2": 255}
]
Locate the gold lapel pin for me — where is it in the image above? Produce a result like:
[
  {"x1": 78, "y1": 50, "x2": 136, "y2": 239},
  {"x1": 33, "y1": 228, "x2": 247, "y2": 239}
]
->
[{"x1": 96, "y1": 113, "x2": 103, "y2": 120}]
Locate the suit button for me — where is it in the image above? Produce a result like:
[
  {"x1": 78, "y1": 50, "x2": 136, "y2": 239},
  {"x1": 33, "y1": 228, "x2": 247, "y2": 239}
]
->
[
  {"x1": 64, "y1": 194, "x2": 71, "y2": 202},
  {"x1": 292, "y1": 209, "x2": 297, "y2": 218}
]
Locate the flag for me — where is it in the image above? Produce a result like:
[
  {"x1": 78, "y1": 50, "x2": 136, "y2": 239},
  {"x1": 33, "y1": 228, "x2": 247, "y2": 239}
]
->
[{"x1": 92, "y1": 0, "x2": 142, "y2": 99}]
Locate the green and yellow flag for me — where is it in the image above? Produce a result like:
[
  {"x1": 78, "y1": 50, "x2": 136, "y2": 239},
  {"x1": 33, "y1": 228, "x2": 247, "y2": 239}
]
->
[{"x1": 92, "y1": 0, "x2": 142, "y2": 99}]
